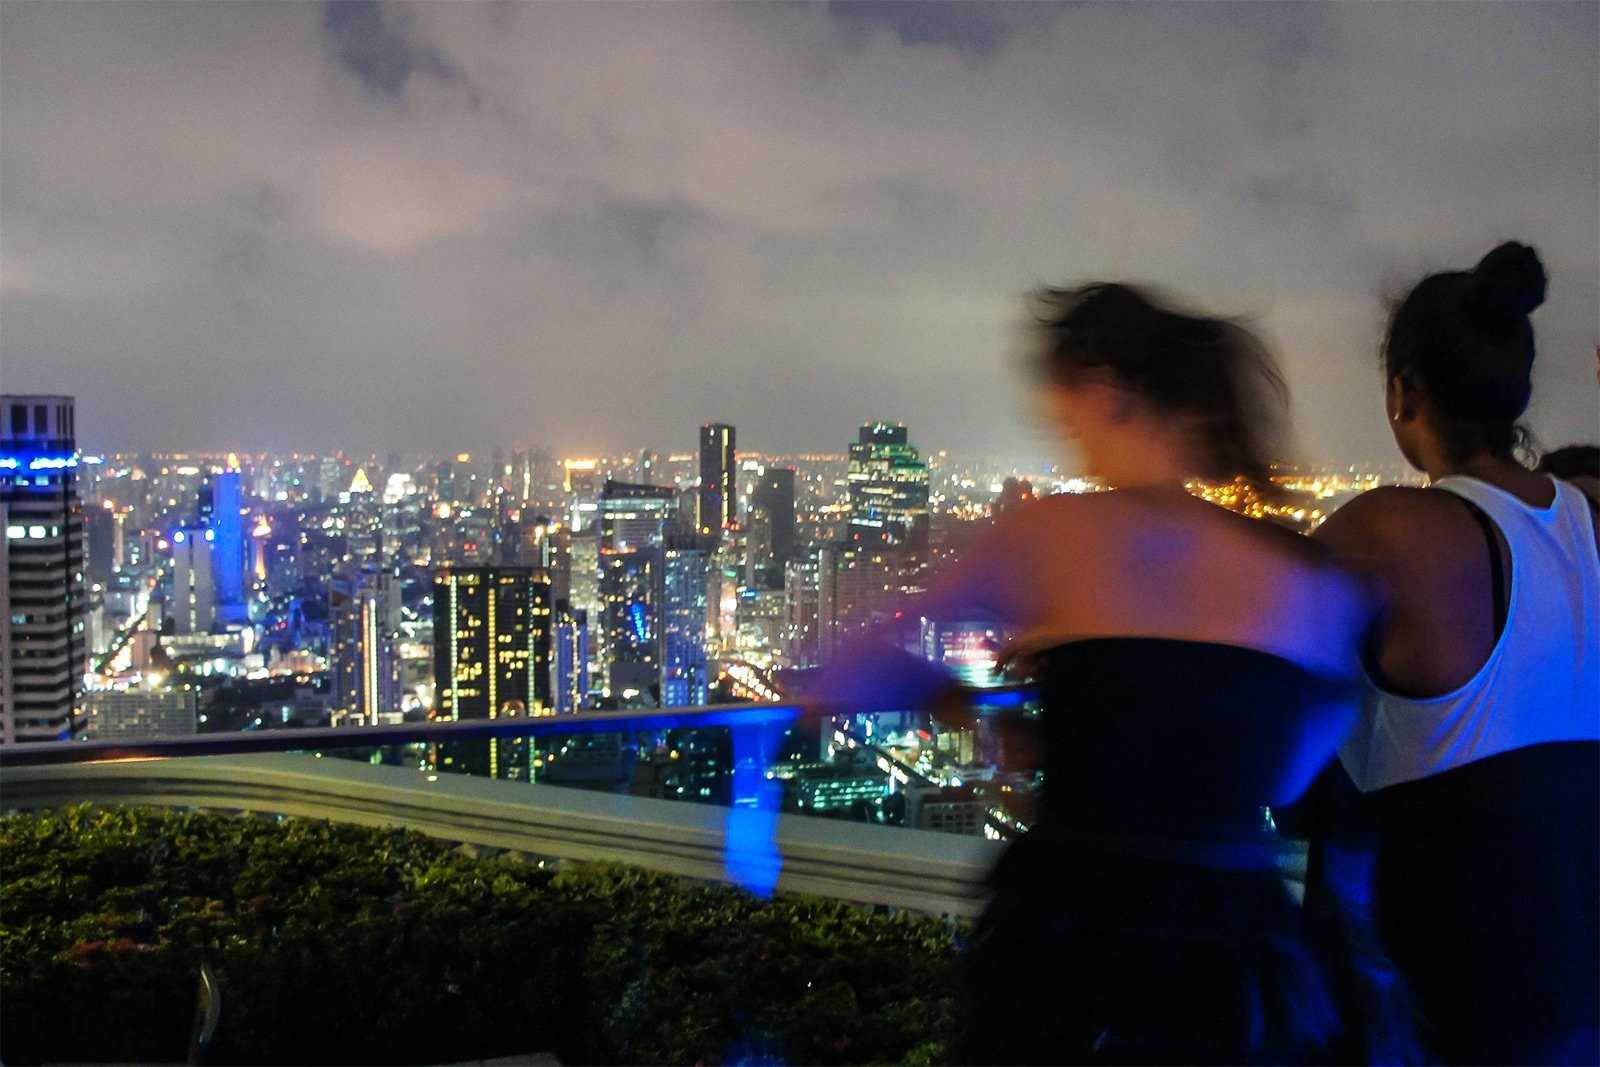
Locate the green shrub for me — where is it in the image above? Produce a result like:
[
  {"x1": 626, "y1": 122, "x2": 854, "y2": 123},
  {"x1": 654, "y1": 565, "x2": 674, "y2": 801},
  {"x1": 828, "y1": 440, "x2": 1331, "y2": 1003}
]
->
[{"x1": 0, "y1": 807, "x2": 957, "y2": 1065}]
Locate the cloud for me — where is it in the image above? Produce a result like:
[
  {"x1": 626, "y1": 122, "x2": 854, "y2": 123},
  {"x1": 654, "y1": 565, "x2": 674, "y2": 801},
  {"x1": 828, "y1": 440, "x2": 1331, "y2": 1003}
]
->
[
  {"x1": 0, "y1": 1, "x2": 1594, "y2": 466},
  {"x1": 322, "y1": 0, "x2": 458, "y2": 98},
  {"x1": 825, "y1": 1, "x2": 1019, "y2": 59}
]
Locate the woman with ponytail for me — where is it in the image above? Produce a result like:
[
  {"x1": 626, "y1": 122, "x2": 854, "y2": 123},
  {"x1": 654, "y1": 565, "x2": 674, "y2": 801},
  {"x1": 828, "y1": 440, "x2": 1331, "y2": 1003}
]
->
[
  {"x1": 1318, "y1": 242, "x2": 1600, "y2": 1064},
  {"x1": 816, "y1": 283, "x2": 1397, "y2": 1063}
]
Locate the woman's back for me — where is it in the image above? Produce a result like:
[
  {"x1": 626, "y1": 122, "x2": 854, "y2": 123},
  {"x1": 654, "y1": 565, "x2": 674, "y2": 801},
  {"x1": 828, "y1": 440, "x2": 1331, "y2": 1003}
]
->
[
  {"x1": 1315, "y1": 240, "x2": 1600, "y2": 1063},
  {"x1": 947, "y1": 502, "x2": 1383, "y2": 1064},
  {"x1": 970, "y1": 487, "x2": 1372, "y2": 681},
  {"x1": 1036, "y1": 637, "x2": 1359, "y2": 829},
  {"x1": 1336, "y1": 474, "x2": 1600, "y2": 790}
]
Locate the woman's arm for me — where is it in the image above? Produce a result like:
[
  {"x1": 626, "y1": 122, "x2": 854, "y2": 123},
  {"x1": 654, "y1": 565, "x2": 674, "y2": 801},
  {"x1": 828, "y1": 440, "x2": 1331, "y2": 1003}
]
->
[{"x1": 806, "y1": 507, "x2": 1039, "y2": 717}]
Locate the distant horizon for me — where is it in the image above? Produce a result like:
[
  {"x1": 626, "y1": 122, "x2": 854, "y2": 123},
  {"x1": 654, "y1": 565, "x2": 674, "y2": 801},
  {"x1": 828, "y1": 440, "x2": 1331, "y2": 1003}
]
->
[{"x1": 62, "y1": 441, "x2": 1422, "y2": 479}]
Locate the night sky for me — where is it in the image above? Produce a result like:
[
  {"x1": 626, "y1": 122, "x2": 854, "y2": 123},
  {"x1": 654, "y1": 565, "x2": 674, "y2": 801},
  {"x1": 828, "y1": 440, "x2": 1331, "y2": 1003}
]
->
[{"x1": 1, "y1": 1, "x2": 1595, "y2": 467}]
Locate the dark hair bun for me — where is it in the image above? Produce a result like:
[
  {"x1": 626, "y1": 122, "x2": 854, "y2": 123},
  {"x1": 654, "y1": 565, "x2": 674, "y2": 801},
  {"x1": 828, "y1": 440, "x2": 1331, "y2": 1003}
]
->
[{"x1": 1472, "y1": 241, "x2": 1547, "y2": 319}]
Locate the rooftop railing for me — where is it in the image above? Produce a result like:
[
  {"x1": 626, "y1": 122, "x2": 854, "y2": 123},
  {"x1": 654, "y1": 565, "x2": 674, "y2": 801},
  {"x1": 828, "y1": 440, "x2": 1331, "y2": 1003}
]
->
[{"x1": 1, "y1": 697, "x2": 1029, "y2": 916}]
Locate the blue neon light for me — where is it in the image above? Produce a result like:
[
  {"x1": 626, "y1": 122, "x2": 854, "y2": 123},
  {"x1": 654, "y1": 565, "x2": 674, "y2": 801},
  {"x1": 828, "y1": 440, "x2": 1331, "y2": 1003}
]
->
[
  {"x1": 0, "y1": 453, "x2": 80, "y2": 472},
  {"x1": 629, "y1": 602, "x2": 648, "y2": 643},
  {"x1": 971, "y1": 688, "x2": 1033, "y2": 709}
]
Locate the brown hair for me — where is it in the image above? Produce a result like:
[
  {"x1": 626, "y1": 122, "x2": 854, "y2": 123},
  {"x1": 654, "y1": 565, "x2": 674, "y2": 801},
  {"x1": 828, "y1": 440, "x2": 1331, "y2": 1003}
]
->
[{"x1": 1034, "y1": 282, "x2": 1288, "y2": 484}]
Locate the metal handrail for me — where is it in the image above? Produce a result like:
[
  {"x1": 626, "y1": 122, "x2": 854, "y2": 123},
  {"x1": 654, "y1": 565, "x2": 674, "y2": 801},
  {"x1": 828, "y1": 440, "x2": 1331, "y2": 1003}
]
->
[{"x1": 0, "y1": 686, "x2": 1037, "y2": 768}]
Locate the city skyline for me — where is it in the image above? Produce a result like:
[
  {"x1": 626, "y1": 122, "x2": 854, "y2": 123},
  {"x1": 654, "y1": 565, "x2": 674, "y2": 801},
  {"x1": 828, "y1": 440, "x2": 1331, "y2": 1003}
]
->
[{"x1": 2, "y1": 2, "x2": 1596, "y2": 465}]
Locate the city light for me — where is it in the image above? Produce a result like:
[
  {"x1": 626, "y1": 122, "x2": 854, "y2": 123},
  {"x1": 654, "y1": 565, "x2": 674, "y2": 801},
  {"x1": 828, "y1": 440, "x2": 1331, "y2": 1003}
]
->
[
  {"x1": 5, "y1": 412, "x2": 1409, "y2": 836},
  {"x1": 0, "y1": 453, "x2": 80, "y2": 471}
]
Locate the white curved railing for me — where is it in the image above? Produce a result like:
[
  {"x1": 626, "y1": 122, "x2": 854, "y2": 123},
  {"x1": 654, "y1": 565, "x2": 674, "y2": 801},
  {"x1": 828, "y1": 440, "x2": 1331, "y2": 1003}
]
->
[{"x1": 1, "y1": 750, "x2": 1005, "y2": 917}]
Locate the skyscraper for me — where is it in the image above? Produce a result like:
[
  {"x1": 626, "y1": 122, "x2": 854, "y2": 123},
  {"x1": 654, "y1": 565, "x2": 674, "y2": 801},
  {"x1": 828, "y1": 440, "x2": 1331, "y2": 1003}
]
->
[
  {"x1": 1, "y1": 395, "x2": 87, "y2": 743},
  {"x1": 748, "y1": 466, "x2": 797, "y2": 588},
  {"x1": 432, "y1": 565, "x2": 552, "y2": 779},
  {"x1": 204, "y1": 469, "x2": 246, "y2": 623},
  {"x1": 329, "y1": 567, "x2": 404, "y2": 725},
  {"x1": 662, "y1": 538, "x2": 710, "y2": 707},
  {"x1": 698, "y1": 423, "x2": 736, "y2": 537},
  {"x1": 552, "y1": 602, "x2": 589, "y2": 714},
  {"x1": 598, "y1": 480, "x2": 677, "y2": 705},
  {"x1": 169, "y1": 526, "x2": 215, "y2": 635},
  {"x1": 847, "y1": 422, "x2": 930, "y2": 556}
]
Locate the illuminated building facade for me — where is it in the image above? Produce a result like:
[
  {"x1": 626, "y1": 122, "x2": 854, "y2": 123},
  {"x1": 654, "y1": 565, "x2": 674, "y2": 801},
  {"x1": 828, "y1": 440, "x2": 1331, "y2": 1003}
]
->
[
  {"x1": 553, "y1": 603, "x2": 589, "y2": 713},
  {"x1": 330, "y1": 567, "x2": 404, "y2": 725},
  {"x1": 783, "y1": 555, "x2": 823, "y2": 668},
  {"x1": 170, "y1": 526, "x2": 215, "y2": 635},
  {"x1": 846, "y1": 423, "x2": 930, "y2": 555},
  {"x1": 662, "y1": 541, "x2": 710, "y2": 707},
  {"x1": 85, "y1": 688, "x2": 198, "y2": 740},
  {"x1": 1, "y1": 395, "x2": 87, "y2": 742},
  {"x1": 202, "y1": 469, "x2": 246, "y2": 623},
  {"x1": 698, "y1": 423, "x2": 736, "y2": 537},
  {"x1": 598, "y1": 481, "x2": 676, "y2": 705},
  {"x1": 432, "y1": 565, "x2": 552, "y2": 779},
  {"x1": 919, "y1": 618, "x2": 1003, "y2": 690}
]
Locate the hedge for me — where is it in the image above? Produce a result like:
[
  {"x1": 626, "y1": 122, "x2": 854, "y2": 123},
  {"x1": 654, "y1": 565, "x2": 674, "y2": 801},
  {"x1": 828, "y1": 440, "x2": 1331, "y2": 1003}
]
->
[{"x1": 0, "y1": 806, "x2": 958, "y2": 1065}]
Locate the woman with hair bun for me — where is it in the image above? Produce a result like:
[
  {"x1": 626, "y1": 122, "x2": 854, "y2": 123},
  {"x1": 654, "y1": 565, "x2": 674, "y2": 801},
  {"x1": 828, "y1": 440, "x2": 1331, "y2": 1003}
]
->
[
  {"x1": 816, "y1": 283, "x2": 1400, "y2": 1063},
  {"x1": 1318, "y1": 242, "x2": 1600, "y2": 1064}
]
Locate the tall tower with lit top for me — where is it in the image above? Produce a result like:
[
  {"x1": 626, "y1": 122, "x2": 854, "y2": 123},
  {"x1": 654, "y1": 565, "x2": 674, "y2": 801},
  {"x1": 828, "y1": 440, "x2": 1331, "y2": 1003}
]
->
[
  {"x1": 847, "y1": 422, "x2": 930, "y2": 556},
  {"x1": 1, "y1": 395, "x2": 87, "y2": 742},
  {"x1": 698, "y1": 423, "x2": 736, "y2": 538}
]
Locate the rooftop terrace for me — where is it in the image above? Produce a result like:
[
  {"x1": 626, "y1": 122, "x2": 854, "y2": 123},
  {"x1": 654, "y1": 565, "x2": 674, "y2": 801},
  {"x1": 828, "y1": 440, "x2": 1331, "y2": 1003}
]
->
[{"x1": 0, "y1": 700, "x2": 1307, "y2": 1065}]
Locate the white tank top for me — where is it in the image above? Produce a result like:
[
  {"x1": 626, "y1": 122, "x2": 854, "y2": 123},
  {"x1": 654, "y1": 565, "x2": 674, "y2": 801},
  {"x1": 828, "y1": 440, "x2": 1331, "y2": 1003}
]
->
[{"x1": 1341, "y1": 475, "x2": 1600, "y2": 792}]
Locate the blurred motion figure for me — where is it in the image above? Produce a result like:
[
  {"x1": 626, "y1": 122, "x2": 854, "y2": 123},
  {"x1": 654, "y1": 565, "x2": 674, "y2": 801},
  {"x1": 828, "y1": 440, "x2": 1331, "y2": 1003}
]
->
[{"x1": 818, "y1": 283, "x2": 1400, "y2": 1063}]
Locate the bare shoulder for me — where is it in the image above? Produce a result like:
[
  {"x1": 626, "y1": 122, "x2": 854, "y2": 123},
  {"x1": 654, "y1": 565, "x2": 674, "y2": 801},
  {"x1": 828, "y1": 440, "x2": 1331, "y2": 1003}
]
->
[
  {"x1": 1316, "y1": 486, "x2": 1436, "y2": 545},
  {"x1": 1001, "y1": 488, "x2": 1108, "y2": 537},
  {"x1": 1314, "y1": 485, "x2": 1474, "y2": 572}
]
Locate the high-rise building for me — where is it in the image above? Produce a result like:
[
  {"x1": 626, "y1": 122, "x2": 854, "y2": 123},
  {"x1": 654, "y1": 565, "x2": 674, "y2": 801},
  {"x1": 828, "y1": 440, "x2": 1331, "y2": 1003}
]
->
[
  {"x1": 85, "y1": 505, "x2": 118, "y2": 587},
  {"x1": 662, "y1": 539, "x2": 710, "y2": 707},
  {"x1": 169, "y1": 526, "x2": 215, "y2": 635},
  {"x1": 564, "y1": 459, "x2": 600, "y2": 533},
  {"x1": 205, "y1": 469, "x2": 247, "y2": 624},
  {"x1": 600, "y1": 480, "x2": 677, "y2": 554},
  {"x1": 698, "y1": 423, "x2": 737, "y2": 537},
  {"x1": 748, "y1": 466, "x2": 797, "y2": 588},
  {"x1": 783, "y1": 555, "x2": 823, "y2": 668},
  {"x1": 432, "y1": 565, "x2": 553, "y2": 779},
  {"x1": 598, "y1": 480, "x2": 677, "y2": 705},
  {"x1": 568, "y1": 535, "x2": 602, "y2": 683},
  {"x1": 85, "y1": 688, "x2": 198, "y2": 740},
  {"x1": 552, "y1": 602, "x2": 589, "y2": 714},
  {"x1": 847, "y1": 423, "x2": 930, "y2": 556},
  {"x1": 602, "y1": 548, "x2": 660, "y2": 705},
  {"x1": 816, "y1": 542, "x2": 903, "y2": 662},
  {"x1": 1, "y1": 395, "x2": 88, "y2": 742},
  {"x1": 329, "y1": 567, "x2": 404, "y2": 725}
]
